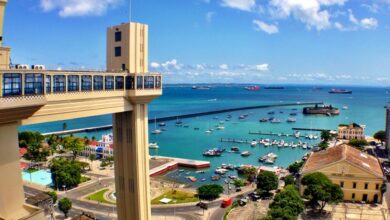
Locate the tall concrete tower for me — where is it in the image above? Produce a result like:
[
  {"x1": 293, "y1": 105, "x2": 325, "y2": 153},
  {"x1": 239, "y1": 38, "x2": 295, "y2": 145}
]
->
[
  {"x1": 0, "y1": 0, "x2": 10, "y2": 70},
  {"x1": 386, "y1": 103, "x2": 390, "y2": 155},
  {"x1": 107, "y1": 22, "x2": 148, "y2": 73}
]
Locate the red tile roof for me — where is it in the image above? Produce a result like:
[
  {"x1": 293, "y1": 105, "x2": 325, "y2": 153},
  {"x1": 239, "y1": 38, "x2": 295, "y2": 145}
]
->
[
  {"x1": 19, "y1": 148, "x2": 28, "y2": 157},
  {"x1": 301, "y1": 144, "x2": 384, "y2": 178}
]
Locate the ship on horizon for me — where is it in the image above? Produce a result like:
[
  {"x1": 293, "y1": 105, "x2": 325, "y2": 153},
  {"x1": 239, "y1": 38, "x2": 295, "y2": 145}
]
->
[
  {"x1": 329, "y1": 89, "x2": 352, "y2": 94},
  {"x1": 264, "y1": 86, "x2": 285, "y2": 90},
  {"x1": 244, "y1": 85, "x2": 260, "y2": 91}
]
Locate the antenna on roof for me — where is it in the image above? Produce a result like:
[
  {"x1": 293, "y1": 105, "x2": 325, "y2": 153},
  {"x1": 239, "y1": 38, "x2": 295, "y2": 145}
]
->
[{"x1": 129, "y1": 0, "x2": 132, "y2": 22}]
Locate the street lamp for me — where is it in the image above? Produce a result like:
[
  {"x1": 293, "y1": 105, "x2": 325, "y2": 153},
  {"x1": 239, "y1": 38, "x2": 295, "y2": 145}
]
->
[
  {"x1": 62, "y1": 185, "x2": 66, "y2": 193},
  {"x1": 173, "y1": 200, "x2": 177, "y2": 217}
]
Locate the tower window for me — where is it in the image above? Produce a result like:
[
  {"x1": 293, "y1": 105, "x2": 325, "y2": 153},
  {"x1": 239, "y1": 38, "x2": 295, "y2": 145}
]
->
[
  {"x1": 115, "y1": 47, "x2": 121, "y2": 57},
  {"x1": 115, "y1": 31, "x2": 122, "y2": 42}
]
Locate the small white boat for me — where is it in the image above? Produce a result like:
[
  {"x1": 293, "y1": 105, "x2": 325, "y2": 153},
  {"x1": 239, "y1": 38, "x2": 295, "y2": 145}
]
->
[
  {"x1": 149, "y1": 142, "x2": 159, "y2": 149},
  {"x1": 241, "y1": 151, "x2": 251, "y2": 157},
  {"x1": 216, "y1": 126, "x2": 225, "y2": 130},
  {"x1": 205, "y1": 130, "x2": 212, "y2": 133},
  {"x1": 287, "y1": 118, "x2": 297, "y2": 123},
  {"x1": 151, "y1": 129, "x2": 162, "y2": 134},
  {"x1": 250, "y1": 140, "x2": 258, "y2": 146},
  {"x1": 342, "y1": 106, "x2": 348, "y2": 110}
]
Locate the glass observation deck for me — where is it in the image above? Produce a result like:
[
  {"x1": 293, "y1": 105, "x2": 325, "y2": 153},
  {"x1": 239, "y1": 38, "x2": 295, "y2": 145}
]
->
[{"x1": 0, "y1": 69, "x2": 162, "y2": 97}]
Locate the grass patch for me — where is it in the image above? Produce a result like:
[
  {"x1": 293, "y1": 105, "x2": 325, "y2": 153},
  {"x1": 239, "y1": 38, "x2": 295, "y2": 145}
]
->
[
  {"x1": 86, "y1": 189, "x2": 115, "y2": 205},
  {"x1": 80, "y1": 176, "x2": 91, "y2": 183},
  {"x1": 25, "y1": 167, "x2": 39, "y2": 173},
  {"x1": 151, "y1": 189, "x2": 199, "y2": 205}
]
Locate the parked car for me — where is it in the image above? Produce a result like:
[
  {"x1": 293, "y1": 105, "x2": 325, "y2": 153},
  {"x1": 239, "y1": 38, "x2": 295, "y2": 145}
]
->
[{"x1": 196, "y1": 202, "x2": 208, "y2": 210}]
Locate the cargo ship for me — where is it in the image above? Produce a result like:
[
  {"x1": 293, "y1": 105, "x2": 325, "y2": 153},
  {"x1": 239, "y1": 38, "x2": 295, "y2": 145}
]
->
[
  {"x1": 244, "y1": 85, "x2": 260, "y2": 91},
  {"x1": 329, "y1": 89, "x2": 352, "y2": 94},
  {"x1": 264, "y1": 86, "x2": 285, "y2": 90}
]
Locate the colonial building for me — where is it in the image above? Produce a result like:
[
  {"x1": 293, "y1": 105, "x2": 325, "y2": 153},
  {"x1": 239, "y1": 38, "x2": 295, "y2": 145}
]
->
[
  {"x1": 300, "y1": 144, "x2": 385, "y2": 203},
  {"x1": 337, "y1": 123, "x2": 365, "y2": 140},
  {"x1": 81, "y1": 134, "x2": 114, "y2": 159}
]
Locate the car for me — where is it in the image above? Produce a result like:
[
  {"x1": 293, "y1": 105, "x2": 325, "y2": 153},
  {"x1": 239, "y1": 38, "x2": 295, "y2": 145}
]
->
[
  {"x1": 236, "y1": 187, "x2": 242, "y2": 192},
  {"x1": 196, "y1": 202, "x2": 208, "y2": 210},
  {"x1": 239, "y1": 198, "x2": 248, "y2": 206}
]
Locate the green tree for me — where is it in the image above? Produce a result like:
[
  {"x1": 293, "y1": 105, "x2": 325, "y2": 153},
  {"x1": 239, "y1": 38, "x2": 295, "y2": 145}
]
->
[
  {"x1": 50, "y1": 158, "x2": 82, "y2": 189},
  {"x1": 374, "y1": 131, "x2": 386, "y2": 144},
  {"x1": 238, "y1": 166, "x2": 257, "y2": 182},
  {"x1": 348, "y1": 139, "x2": 368, "y2": 150},
  {"x1": 257, "y1": 171, "x2": 278, "y2": 195},
  {"x1": 58, "y1": 197, "x2": 72, "y2": 218},
  {"x1": 88, "y1": 154, "x2": 96, "y2": 170},
  {"x1": 284, "y1": 175, "x2": 295, "y2": 186},
  {"x1": 318, "y1": 141, "x2": 329, "y2": 150},
  {"x1": 268, "y1": 185, "x2": 304, "y2": 218},
  {"x1": 45, "y1": 191, "x2": 57, "y2": 204},
  {"x1": 263, "y1": 207, "x2": 296, "y2": 220},
  {"x1": 63, "y1": 136, "x2": 85, "y2": 160},
  {"x1": 287, "y1": 161, "x2": 304, "y2": 174},
  {"x1": 197, "y1": 184, "x2": 224, "y2": 201},
  {"x1": 321, "y1": 130, "x2": 333, "y2": 142},
  {"x1": 24, "y1": 143, "x2": 50, "y2": 162},
  {"x1": 18, "y1": 131, "x2": 44, "y2": 147},
  {"x1": 301, "y1": 172, "x2": 343, "y2": 212},
  {"x1": 232, "y1": 179, "x2": 245, "y2": 188}
]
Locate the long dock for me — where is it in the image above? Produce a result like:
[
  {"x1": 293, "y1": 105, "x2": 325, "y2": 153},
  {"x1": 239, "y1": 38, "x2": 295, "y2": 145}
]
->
[
  {"x1": 220, "y1": 138, "x2": 252, "y2": 144},
  {"x1": 42, "y1": 101, "x2": 323, "y2": 136},
  {"x1": 149, "y1": 156, "x2": 210, "y2": 177},
  {"x1": 292, "y1": 127, "x2": 331, "y2": 132}
]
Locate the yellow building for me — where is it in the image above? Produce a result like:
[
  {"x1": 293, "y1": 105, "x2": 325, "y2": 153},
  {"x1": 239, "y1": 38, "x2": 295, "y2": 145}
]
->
[
  {"x1": 338, "y1": 123, "x2": 365, "y2": 140},
  {"x1": 301, "y1": 144, "x2": 385, "y2": 203}
]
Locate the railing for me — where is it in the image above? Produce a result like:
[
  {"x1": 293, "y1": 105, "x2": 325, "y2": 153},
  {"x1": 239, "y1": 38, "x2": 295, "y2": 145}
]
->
[{"x1": 0, "y1": 70, "x2": 162, "y2": 98}]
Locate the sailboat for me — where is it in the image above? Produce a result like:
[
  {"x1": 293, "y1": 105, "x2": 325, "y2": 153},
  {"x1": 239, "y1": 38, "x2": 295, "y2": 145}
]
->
[{"x1": 151, "y1": 117, "x2": 162, "y2": 134}]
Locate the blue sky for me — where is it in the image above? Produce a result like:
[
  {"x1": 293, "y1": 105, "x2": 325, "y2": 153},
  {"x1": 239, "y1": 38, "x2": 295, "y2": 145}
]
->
[{"x1": 4, "y1": 0, "x2": 390, "y2": 85}]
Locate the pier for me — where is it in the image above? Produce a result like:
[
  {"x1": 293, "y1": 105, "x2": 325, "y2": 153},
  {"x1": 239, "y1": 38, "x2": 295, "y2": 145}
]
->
[
  {"x1": 292, "y1": 127, "x2": 331, "y2": 132},
  {"x1": 249, "y1": 131, "x2": 300, "y2": 137},
  {"x1": 220, "y1": 138, "x2": 252, "y2": 144},
  {"x1": 41, "y1": 101, "x2": 323, "y2": 136},
  {"x1": 149, "y1": 156, "x2": 210, "y2": 177}
]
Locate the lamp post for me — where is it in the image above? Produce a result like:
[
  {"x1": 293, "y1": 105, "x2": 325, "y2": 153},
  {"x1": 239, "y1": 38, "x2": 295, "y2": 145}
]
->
[
  {"x1": 62, "y1": 185, "x2": 66, "y2": 193},
  {"x1": 173, "y1": 200, "x2": 177, "y2": 217}
]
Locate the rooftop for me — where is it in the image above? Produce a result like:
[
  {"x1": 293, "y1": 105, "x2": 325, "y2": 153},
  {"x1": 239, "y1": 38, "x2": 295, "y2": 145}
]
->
[{"x1": 301, "y1": 144, "x2": 384, "y2": 178}]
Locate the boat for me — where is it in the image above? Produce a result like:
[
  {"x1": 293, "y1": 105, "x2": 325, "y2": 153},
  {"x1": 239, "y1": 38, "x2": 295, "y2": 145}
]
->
[
  {"x1": 264, "y1": 159, "x2": 275, "y2": 164},
  {"x1": 221, "y1": 164, "x2": 235, "y2": 170},
  {"x1": 192, "y1": 85, "x2": 211, "y2": 90},
  {"x1": 211, "y1": 175, "x2": 221, "y2": 181},
  {"x1": 329, "y1": 89, "x2": 352, "y2": 94},
  {"x1": 149, "y1": 142, "x2": 159, "y2": 149},
  {"x1": 270, "y1": 118, "x2": 281, "y2": 123},
  {"x1": 264, "y1": 86, "x2": 285, "y2": 90},
  {"x1": 203, "y1": 148, "x2": 224, "y2": 157},
  {"x1": 151, "y1": 117, "x2": 162, "y2": 134},
  {"x1": 287, "y1": 118, "x2": 296, "y2": 123},
  {"x1": 239, "y1": 115, "x2": 246, "y2": 120},
  {"x1": 159, "y1": 122, "x2": 166, "y2": 127},
  {"x1": 267, "y1": 111, "x2": 275, "y2": 115},
  {"x1": 205, "y1": 130, "x2": 212, "y2": 133},
  {"x1": 201, "y1": 178, "x2": 206, "y2": 182},
  {"x1": 250, "y1": 140, "x2": 258, "y2": 147},
  {"x1": 230, "y1": 147, "x2": 240, "y2": 152},
  {"x1": 215, "y1": 168, "x2": 229, "y2": 174},
  {"x1": 342, "y1": 106, "x2": 348, "y2": 110},
  {"x1": 175, "y1": 118, "x2": 183, "y2": 126},
  {"x1": 245, "y1": 85, "x2": 260, "y2": 91},
  {"x1": 241, "y1": 151, "x2": 251, "y2": 157},
  {"x1": 259, "y1": 118, "x2": 269, "y2": 122},
  {"x1": 183, "y1": 124, "x2": 190, "y2": 128},
  {"x1": 294, "y1": 131, "x2": 300, "y2": 138},
  {"x1": 289, "y1": 112, "x2": 297, "y2": 116},
  {"x1": 259, "y1": 152, "x2": 277, "y2": 163},
  {"x1": 194, "y1": 127, "x2": 200, "y2": 130},
  {"x1": 216, "y1": 126, "x2": 225, "y2": 130}
]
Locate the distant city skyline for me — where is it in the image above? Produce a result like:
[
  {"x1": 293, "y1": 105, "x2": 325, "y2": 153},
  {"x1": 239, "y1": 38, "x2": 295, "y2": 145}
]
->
[{"x1": 5, "y1": 0, "x2": 390, "y2": 85}]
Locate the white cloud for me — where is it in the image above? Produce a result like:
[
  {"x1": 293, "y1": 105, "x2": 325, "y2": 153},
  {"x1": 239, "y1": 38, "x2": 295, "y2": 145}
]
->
[
  {"x1": 161, "y1": 59, "x2": 183, "y2": 70},
  {"x1": 40, "y1": 0, "x2": 122, "y2": 17},
  {"x1": 253, "y1": 20, "x2": 279, "y2": 34},
  {"x1": 360, "y1": 17, "x2": 378, "y2": 29},
  {"x1": 269, "y1": 0, "x2": 347, "y2": 30},
  {"x1": 150, "y1": 62, "x2": 160, "y2": 68},
  {"x1": 255, "y1": 64, "x2": 269, "y2": 71},
  {"x1": 220, "y1": 0, "x2": 256, "y2": 11},
  {"x1": 206, "y1": 11, "x2": 215, "y2": 23},
  {"x1": 219, "y1": 64, "x2": 229, "y2": 70},
  {"x1": 361, "y1": 3, "x2": 379, "y2": 13}
]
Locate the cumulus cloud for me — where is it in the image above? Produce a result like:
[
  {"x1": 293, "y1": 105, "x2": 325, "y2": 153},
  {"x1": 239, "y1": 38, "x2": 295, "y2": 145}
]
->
[
  {"x1": 255, "y1": 64, "x2": 269, "y2": 71},
  {"x1": 40, "y1": 0, "x2": 122, "y2": 17},
  {"x1": 220, "y1": 0, "x2": 256, "y2": 11},
  {"x1": 161, "y1": 59, "x2": 183, "y2": 71},
  {"x1": 219, "y1": 64, "x2": 229, "y2": 70},
  {"x1": 269, "y1": 0, "x2": 347, "y2": 30},
  {"x1": 360, "y1": 17, "x2": 378, "y2": 29},
  {"x1": 253, "y1": 20, "x2": 279, "y2": 34},
  {"x1": 150, "y1": 62, "x2": 160, "y2": 68}
]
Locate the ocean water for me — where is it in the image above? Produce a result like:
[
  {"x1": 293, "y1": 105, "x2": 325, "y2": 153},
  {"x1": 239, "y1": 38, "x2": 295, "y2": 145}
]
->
[{"x1": 19, "y1": 85, "x2": 390, "y2": 186}]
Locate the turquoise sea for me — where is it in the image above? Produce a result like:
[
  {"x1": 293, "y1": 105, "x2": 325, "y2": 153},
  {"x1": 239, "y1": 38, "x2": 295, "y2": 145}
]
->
[{"x1": 20, "y1": 85, "x2": 390, "y2": 186}]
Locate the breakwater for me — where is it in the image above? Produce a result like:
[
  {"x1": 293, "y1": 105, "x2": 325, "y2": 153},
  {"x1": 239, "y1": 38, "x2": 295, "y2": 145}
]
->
[{"x1": 43, "y1": 101, "x2": 323, "y2": 136}]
